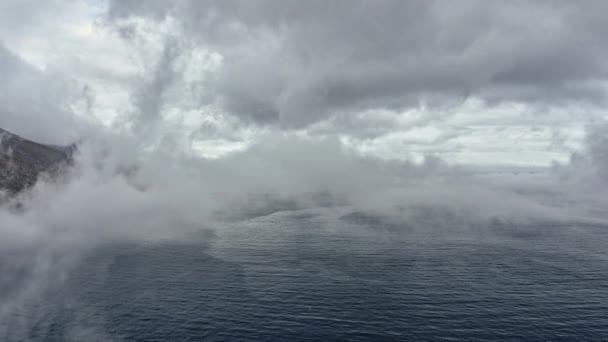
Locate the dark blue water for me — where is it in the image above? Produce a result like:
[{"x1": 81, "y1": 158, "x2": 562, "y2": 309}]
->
[{"x1": 4, "y1": 208, "x2": 608, "y2": 341}]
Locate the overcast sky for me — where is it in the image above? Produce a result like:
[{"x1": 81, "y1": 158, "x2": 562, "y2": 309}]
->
[{"x1": 1, "y1": 0, "x2": 607, "y2": 165}]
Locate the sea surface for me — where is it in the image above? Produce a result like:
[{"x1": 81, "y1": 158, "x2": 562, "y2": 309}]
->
[{"x1": 2, "y1": 207, "x2": 608, "y2": 341}]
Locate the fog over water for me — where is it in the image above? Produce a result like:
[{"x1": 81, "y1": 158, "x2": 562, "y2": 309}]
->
[{"x1": 2, "y1": 1, "x2": 608, "y2": 340}]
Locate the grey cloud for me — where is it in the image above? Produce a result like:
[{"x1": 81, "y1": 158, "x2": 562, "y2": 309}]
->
[
  {"x1": 0, "y1": 43, "x2": 88, "y2": 145},
  {"x1": 107, "y1": 0, "x2": 608, "y2": 128},
  {"x1": 579, "y1": 121, "x2": 608, "y2": 182},
  {"x1": 128, "y1": 36, "x2": 181, "y2": 131},
  {"x1": 0, "y1": 0, "x2": 70, "y2": 35}
]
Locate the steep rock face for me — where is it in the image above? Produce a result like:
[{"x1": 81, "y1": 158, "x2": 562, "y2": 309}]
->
[{"x1": 0, "y1": 128, "x2": 74, "y2": 194}]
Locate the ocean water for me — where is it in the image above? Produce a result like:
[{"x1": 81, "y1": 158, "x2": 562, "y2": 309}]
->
[{"x1": 3, "y1": 207, "x2": 608, "y2": 341}]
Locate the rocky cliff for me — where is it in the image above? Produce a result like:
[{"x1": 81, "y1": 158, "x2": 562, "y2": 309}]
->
[{"x1": 0, "y1": 128, "x2": 74, "y2": 194}]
